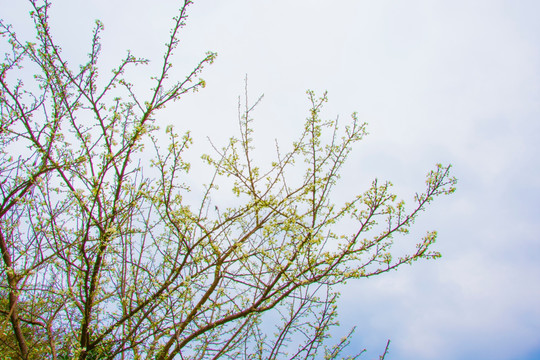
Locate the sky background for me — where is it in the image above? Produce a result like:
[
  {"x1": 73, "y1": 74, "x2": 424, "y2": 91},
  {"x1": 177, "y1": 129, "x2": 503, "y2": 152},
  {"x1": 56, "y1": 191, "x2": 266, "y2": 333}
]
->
[{"x1": 2, "y1": 1, "x2": 540, "y2": 359}]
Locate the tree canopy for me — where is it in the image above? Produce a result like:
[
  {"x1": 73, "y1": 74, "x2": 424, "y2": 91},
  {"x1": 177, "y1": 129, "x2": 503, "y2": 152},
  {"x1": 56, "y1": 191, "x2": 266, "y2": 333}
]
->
[{"x1": 0, "y1": 1, "x2": 456, "y2": 359}]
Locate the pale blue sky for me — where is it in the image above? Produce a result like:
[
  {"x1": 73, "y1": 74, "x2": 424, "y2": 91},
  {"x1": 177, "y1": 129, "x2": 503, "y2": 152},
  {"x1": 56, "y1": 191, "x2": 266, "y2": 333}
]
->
[{"x1": 2, "y1": 1, "x2": 540, "y2": 359}]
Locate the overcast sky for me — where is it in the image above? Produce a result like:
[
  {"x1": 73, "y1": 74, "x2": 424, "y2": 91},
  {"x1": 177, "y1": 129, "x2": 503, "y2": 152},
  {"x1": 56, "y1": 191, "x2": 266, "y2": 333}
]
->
[{"x1": 3, "y1": 1, "x2": 540, "y2": 359}]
